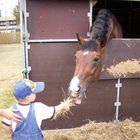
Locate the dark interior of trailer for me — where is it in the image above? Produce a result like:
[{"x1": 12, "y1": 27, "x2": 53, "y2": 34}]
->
[{"x1": 93, "y1": 0, "x2": 140, "y2": 38}]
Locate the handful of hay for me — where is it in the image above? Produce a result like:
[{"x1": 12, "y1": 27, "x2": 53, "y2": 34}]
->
[{"x1": 53, "y1": 97, "x2": 76, "y2": 119}]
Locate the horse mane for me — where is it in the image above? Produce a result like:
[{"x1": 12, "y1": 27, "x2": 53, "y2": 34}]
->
[
  {"x1": 81, "y1": 9, "x2": 122, "y2": 50},
  {"x1": 90, "y1": 9, "x2": 111, "y2": 44}
]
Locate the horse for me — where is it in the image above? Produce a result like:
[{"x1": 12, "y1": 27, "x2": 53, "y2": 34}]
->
[{"x1": 68, "y1": 9, "x2": 123, "y2": 104}]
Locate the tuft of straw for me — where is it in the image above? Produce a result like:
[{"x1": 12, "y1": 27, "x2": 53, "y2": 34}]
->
[
  {"x1": 53, "y1": 97, "x2": 76, "y2": 119},
  {"x1": 106, "y1": 59, "x2": 140, "y2": 77}
]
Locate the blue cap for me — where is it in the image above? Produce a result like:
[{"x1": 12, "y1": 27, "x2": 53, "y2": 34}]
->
[{"x1": 14, "y1": 79, "x2": 45, "y2": 99}]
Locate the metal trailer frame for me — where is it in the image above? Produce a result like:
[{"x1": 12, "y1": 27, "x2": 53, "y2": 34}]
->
[
  {"x1": 20, "y1": 0, "x2": 93, "y2": 79},
  {"x1": 19, "y1": 0, "x2": 140, "y2": 129},
  {"x1": 20, "y1": 0, "x2": 30, "y2": 78}
]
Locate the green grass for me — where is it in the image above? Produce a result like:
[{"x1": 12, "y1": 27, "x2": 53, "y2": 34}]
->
[{"x1": 0, "y1": 44, "x2": 22, "y2": 140}]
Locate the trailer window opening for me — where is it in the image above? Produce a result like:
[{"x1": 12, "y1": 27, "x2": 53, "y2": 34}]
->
[{"x1": 93, "y1": 0, "x2": 140, "y2": 38}]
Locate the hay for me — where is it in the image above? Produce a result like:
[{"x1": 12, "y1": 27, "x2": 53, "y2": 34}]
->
[
  {"x1": 106, "y1": 59, "x2": 140, "y2": 77},
  {"x1": 44, "y1": 119, "x2": 140, "y2": 140},
  {"x1": 53, "y1": 98, "x2": 76, "y2": 119}
]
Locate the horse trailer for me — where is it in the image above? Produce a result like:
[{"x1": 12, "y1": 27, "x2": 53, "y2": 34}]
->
[{"x1": 20, "y1": 0, "x2": 140, "y2": 129}]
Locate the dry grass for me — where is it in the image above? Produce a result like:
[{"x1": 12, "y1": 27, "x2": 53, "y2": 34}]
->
[
  {"x1": 106, "y1": 59, "x2": 140, "y2": 77},
  {"x1": 0, "y1": 44, "x2": 22, "y2": 82},
  {"x1": 0, "y1": 44, "x2": 22, "y2": 140}
]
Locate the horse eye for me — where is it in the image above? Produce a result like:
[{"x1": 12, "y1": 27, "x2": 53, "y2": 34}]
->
[{"x1": 93, "y1": 56, "x2": 100, "y2": 62}]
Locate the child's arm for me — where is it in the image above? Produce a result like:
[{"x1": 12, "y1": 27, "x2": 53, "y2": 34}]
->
[{"x1": 35, "y1": 101, "x2": 74, "y2": 120}]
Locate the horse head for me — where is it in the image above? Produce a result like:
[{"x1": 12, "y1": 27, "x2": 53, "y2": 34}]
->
[
  {"x1": 68, "y1": 9, "x2": 123, "y2": 104},
  {"x1": 68, "y1": 34, "x2": 105, "y2": 104}
]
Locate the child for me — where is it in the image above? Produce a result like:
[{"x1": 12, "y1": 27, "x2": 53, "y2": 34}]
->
[{"x1": 2, "y1": 79, "x2": 69, "y2": 140}]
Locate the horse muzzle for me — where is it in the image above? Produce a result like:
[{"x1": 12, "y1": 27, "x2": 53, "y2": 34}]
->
[
  {"x1": 68, "y1": 76, "x2": 87, "y2": 104},
  {"x1": 68, "y1": 86, "x2": 86, "y2": 104}
]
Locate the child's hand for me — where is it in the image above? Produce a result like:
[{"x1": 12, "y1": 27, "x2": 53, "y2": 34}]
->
[{"x1": 1, "y1": 109, "x2": 22, "y2": 123}]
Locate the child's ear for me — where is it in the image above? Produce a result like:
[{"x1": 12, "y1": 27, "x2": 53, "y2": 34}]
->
[{"x1": 25, "y1": 95, "x2": 30, "y2": 100}]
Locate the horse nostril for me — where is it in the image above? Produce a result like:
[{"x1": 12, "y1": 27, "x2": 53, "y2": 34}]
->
[
  {"x1": 69, "y1": 84, "x2": 81, "y2": 96},
  {"x1": 77, "y1": 86, "x2": 81, "y2": 92}
]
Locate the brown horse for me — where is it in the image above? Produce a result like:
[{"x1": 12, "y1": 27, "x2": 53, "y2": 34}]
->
[{"x1": 68, "y1": 9, "x2": 123, "y2": 104}]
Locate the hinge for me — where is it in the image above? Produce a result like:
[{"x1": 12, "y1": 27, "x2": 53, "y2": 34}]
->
[{"x1": 26, "y1": 12, "x2": 29, "y2": 17}]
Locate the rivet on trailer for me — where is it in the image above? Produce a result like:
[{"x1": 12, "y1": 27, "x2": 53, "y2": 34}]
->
[{"x1": 19, "y1": 0, "x2": 140, "y2": 130}]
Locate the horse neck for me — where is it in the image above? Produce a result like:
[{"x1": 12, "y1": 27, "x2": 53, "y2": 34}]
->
[
  {"x1": 107, "y1": 15, "x2": 123, "y2": 40},
  {"x1": 90, "y1": 15, "x2": 123, "y2": 43}
]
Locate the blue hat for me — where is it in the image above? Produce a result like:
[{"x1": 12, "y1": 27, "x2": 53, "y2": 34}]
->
[{"x1": 14, "y1": 79, "x2": 45, "y2": 99}]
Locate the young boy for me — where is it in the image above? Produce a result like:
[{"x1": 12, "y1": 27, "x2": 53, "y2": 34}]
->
[{"x1": 2, "y1": 79, "x2": 69, "y2": 140}]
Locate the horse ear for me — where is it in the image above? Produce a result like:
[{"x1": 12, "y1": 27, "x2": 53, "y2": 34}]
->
[
  {"x1": 76, "y1": 33, "x2": 85, "y2": 45},
  {"x1": 96, "y1": 40, "x2": 105, "y2": 56},
  {"x1": 92, "y1": 0, "x2": 98, "y2": 6}
]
